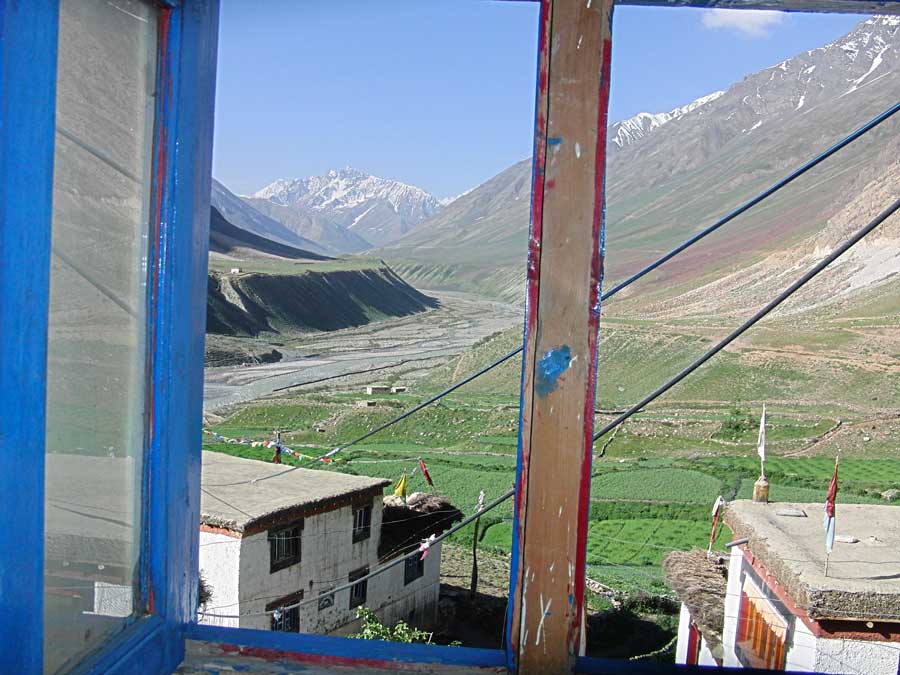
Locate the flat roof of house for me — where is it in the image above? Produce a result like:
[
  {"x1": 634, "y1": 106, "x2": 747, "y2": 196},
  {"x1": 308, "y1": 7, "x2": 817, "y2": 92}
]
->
[
  {"x1": 663, "y1": 549, "x2": 728, "y2": 650},
  {"x1": 201, "y1": 451, "x2": 391, "y2": 535},
  {"x1": 725, "y1": 500, "x2": 900, "y2": 621}
]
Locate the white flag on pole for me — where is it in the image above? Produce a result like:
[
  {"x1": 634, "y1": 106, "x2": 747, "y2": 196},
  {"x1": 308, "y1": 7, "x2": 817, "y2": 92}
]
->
[{"x1": 757, "y1": 404, "x2": 767, "y2": 462}]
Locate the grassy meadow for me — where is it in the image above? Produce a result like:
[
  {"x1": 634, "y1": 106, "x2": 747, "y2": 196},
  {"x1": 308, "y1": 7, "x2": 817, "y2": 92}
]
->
[
  {"x1": 200, "y1": 292, "x2": 900, "y2": 646},
  {"x1": 203, "y1": 317, "x2": 900, "y2": 597}
]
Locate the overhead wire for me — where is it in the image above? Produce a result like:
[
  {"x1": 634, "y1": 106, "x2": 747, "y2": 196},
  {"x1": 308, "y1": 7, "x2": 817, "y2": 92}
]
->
[
  {"x1": 592, "y1": 195, "x2": 900, "y2": 443},
  {"x1": 202, "y1": 192, "x2": 900, "y2": 617}
]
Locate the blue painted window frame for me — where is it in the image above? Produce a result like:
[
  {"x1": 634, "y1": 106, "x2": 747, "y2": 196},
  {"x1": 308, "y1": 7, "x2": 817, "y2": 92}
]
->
[
  {"x1": 0, "y1": 0, "x2": 218, "y2": 672},
  {"x1": 1, "y1": 0, "x2": 898, "y2": 673}
]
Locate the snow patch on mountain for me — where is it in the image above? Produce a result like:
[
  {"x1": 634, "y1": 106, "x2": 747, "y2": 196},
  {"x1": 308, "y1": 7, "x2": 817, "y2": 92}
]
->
[
  {"x1": 251, "y1": 167, "x2": 443, "y2": 249},
  {"x1": 609, "y1": 90, "x2": 725, "y2": 148},
  {"x1": 253, "y1": 167, "x2": 440, "y2": 217}
]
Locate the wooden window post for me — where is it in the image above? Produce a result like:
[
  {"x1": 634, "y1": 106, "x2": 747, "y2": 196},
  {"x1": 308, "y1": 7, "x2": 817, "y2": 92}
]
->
[{"x1": 508, "y1": 0, "x2": 613, "y2": 672}]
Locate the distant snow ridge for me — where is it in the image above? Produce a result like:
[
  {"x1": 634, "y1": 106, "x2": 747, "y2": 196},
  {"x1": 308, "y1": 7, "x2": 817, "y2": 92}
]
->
[
  {"x1": 253, "y1": 167, "x2": 441, "y2": 218},
  {"x1": 251, "y1": 167, "x2": 444, "y2": 248},
  {"x1": 609, "y1": 90, "x2": 725, "y2": 148}
]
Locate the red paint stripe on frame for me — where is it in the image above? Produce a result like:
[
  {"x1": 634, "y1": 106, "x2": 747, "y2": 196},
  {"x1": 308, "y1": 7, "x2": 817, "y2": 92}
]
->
[{"x1": 571, "y1": 33, "x2": 614, "y2": 651}]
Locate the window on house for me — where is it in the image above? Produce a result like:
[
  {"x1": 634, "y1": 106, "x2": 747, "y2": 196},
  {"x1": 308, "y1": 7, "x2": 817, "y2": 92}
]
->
[
  {"x1": 736, "y1": 577, "x2": 788, "y2": 670},
  {"x1": 348, "y1": 567, "x2": 368, "y2": 609},
  {"x1": 268, "y1": 522, "x2": 302, "y2": 573},
  {"x1": 404, "y1": 554, "x2": 425, "y2": 585},
  {"x1": 266, "y1": 590, "x2": 303, "y2": 633},
  {"x1": 352, "y1": 503, "x2": 372, "y2": 543}
]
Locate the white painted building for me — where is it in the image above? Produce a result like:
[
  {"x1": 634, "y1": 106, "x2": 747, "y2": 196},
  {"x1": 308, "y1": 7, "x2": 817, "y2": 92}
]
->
[
  {"x1": 668, "y1": 501, "x2": 900, "y2": 674},
  {"x1": 198, "y1": 451, "x2": 444, "y2": 635}
]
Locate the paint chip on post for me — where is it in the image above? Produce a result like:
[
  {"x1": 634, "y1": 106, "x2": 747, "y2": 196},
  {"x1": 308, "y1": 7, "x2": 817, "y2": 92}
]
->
[{"x1": 535, "y1": 346, "x2": 572, "y2": 398}]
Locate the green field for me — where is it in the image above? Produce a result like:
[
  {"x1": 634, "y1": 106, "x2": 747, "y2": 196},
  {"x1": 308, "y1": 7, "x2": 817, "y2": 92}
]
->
[
  {"x1": 202, "y1": 299, "x2": 900, "y2": 653},
  {"x1": 203, "y1": 383, "x2": 900, "y2": 599}
]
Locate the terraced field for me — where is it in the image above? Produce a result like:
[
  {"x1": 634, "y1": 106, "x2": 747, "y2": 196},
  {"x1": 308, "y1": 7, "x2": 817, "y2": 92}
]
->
[
  {"x1": 200, "y1": 289, "x2": 900, "y2": 649},
  {"x1": 203, "y1": 384, "x2": 900, "y2": 598}
]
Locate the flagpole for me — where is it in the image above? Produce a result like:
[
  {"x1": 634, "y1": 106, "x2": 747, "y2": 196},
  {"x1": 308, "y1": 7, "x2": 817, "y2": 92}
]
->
[
  {"x1": 824, "y1": 455, "x2": 840, "y2": 579},
  {"x1": 753, "y1": 405, "x2": 769, "y2": 503},
  {"x1": 759, "y1": 404, "x2": 766, "y2": 481}
]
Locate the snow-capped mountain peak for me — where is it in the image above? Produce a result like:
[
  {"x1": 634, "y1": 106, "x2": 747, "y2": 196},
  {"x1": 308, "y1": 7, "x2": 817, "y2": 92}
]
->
[
  {"x1": 250, "y1": 168, "x2": 443, "y2": 248},
  {"x1": 608, "y1": 15, "x2": 900, "y2": 153},
  {"x1": 254, "y1": 167, "x2": 438, "y2": 215},
  {"x1": 609, "y1": 90, "x2": 725, "y2": 149}
]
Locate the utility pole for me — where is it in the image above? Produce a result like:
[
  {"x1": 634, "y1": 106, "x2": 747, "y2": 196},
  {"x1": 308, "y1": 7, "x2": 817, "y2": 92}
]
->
[{"x1": 470, "y1": 489, "x2": 485, "y2": 598}]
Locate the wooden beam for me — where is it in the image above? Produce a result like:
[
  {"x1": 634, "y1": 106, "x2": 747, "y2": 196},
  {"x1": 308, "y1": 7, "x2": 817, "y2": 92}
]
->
[{"x1": 508, "y1": 0, "x2": 613, "y2": 672}]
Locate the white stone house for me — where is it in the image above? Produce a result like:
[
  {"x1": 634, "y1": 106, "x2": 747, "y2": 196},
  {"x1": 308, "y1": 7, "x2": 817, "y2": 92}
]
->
[
  {"x1": 668, "y1": 500, "x2": 900, "y2": 674},
  {"x1": 198, "y1": 451, "x2": 444, "y2": 635}
]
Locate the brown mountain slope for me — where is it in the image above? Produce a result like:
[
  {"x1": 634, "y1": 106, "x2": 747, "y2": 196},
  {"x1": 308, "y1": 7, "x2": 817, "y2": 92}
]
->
[{"x1": 382, "y1": 17, "x2": 900, "y2": 307}]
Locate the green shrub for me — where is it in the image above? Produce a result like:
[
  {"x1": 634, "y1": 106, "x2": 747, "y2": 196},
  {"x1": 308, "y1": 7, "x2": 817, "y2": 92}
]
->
[{"x1": 350, "y1": 607, "x2": 430, "y2": 643}]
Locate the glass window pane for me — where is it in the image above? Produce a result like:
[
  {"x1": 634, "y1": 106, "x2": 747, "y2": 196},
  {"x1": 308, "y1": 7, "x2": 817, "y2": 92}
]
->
[{"x1": 44, "y1": 0, "x2": 158, "y2": 671}]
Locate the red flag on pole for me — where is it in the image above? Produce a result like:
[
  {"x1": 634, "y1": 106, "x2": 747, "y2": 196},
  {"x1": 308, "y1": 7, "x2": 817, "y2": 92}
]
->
[
  {"x1": 419, "y1": 459, "x2": 433, "y2": 487},
  {"x1": 824, "y1": 457, "x2": 839, "y2": 555}
]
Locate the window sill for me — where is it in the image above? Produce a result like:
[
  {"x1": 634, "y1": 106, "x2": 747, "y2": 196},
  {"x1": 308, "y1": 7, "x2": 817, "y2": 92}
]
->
[
  {"x1": 270, "y1": 557, "x2": 302, "y2": 574},
  {"x1": 182, "y1": 623, "x2": 506, "y2": 673},
  {"x1": 181, "y1": 623, "x2": 756, "y2": 674},
  {"x1": 736, "y1": 641, "x2": 781, "y2": 671}
]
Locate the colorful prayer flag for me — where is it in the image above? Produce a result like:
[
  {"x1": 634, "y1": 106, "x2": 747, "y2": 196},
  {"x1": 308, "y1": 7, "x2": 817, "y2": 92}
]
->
[
  {"x1": 419, "y1": 459, "x2": 433, "y2": 487},
  {"x1": 418, "y1": 534, "x2": 436, "y2": 561},
  {"x1": 824, "y1": 457, "x2": 839, "y2": 554},
  {"x1": 757, "y1": 404, "x2": 767, "y2": 463},
  {"x1": 394, "y1": 473, "x2": 408, "y2": 500}
]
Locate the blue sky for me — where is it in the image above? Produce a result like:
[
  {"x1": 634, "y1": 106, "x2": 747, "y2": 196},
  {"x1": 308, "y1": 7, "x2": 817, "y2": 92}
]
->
[{"x1": 212, "y1": 1, "x2": 865, "y2": 198}]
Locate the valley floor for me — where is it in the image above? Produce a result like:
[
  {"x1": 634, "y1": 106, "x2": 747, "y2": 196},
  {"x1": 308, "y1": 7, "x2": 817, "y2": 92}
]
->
[{"x1": 203, "y1": 291, "x2": 520, "y2": 413}]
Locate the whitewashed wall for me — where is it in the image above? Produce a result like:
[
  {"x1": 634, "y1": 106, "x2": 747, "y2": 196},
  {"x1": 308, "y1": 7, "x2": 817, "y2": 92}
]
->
[
  {"x1": 675, "y1": 603, "x2": 692, "y2": 665},
  {"x1": 236, "y1": 499, "x2": 384, "y2": 633},
  {"x1": 674, "y1": 601, "x2": 718, "y2": 667},
  {"x1": 786, "y1": 616, "x2": 818, "y2": 672},
  {"x1": 815, "y1": 637, "x2": 900, "y2": 675},
  {"x1": 369, "y1": 541, "x2": 442, "y2": 631},
  {"x1": 722, "y1": 545, "x2": 745, "y2": 668},
  {"x1": 722, "y1": 546, "x2": 900, "y2": 675},
  {"x1": 198, "y1": 530, "x2": 241, "y2": 628},
  {"x1": 199, "y1": 498, "x2": 442, "y2": 635}
]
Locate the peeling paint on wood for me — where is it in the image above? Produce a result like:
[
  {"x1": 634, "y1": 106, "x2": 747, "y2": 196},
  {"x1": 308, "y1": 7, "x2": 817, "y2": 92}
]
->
[
  {"x1": 508, "y1": 0, "x2": 613, "y2": 672},
  {"x1": 535, "y1": 346, "x2": 572, "y2": 397}
]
